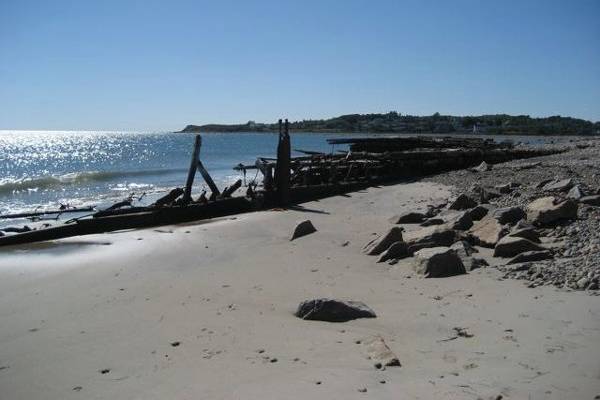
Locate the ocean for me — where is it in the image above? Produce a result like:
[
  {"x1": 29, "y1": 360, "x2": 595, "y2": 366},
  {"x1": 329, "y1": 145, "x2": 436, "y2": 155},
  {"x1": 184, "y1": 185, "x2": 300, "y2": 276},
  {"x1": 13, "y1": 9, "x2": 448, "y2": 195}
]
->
[{"x1": 0, "y1": 130, "x2": 576, "y2": 227}]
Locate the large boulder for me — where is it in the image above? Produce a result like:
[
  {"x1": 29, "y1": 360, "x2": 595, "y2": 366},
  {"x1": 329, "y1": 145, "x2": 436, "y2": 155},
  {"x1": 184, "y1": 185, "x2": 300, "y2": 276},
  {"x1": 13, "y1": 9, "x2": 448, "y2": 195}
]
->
[
  {"x1": 441, "y1": 211, "x2": 473, "y2": 231},
  {"x1": 492, "y1": 206, "x2": 526, "y2": 225},
  {"x1": 543, "y1": 178, "x2": 575, "y2": 193},
  {"x1": 507, "y1": 250, "x2": 553, "y2": 264},
  {"x1": 526, "y1": 197, "x2": 578, "y2": 226},
  {"x1": 466, "y1": 205, "x2": 490, "y2": 221},
  {"x1": 508, "y1": 221, "x2": 540, "y2": 243},
  {"x1": 377, "y1": 241, "x2": 409, "y2": 263},
  {"x1": 493, "y1": 236, "x2": 545, "y2": 258},
  {"x1": 290, "y1": 220, "x2": 317, "y2": 240},
  {"x1": 295, "y1": 299, "x2": 376, "y2": 322},
  {"x1": 404, "y1": 225, "x2": 458, "y2": 253},
  {"x1": 412, "y1": 247, "x2": 466, "y2": 278},
  {"x1": 363, "y1": 227, "x2": 404, "y2": 255},
  {"x1": 567, "y1": 185, "x2": 584, "y2": 200},
  {"x1": 580, "y1": 195, "x2": 600, "y2": 206},
  {"x1": 469, "y1": 216, "x2": 508, "y2": 247},
  {"x1": 389, "y1": 212, "x2": 426, "y2": 224},
  {"x1": 449, "y1": 194, "x2": 477, "y2": 210}
]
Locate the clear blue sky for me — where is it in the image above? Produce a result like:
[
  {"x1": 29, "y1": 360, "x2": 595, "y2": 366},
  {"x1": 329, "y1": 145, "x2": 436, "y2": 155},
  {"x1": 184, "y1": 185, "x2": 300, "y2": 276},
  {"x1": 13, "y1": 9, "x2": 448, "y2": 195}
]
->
[{"x1": 1, "y1": 0, "x2": 598, "y2": 131}]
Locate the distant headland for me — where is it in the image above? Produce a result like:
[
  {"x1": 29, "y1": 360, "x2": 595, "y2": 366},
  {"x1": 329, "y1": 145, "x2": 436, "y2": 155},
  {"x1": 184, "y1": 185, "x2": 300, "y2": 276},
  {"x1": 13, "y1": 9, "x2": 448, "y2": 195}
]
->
[{"x1": 180, "y1": 112, "x2": 600, "y2": 136}]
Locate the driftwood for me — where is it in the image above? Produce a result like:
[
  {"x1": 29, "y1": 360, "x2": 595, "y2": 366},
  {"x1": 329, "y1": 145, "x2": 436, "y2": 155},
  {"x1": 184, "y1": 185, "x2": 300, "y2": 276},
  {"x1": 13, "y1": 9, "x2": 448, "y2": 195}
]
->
[
  {"x1": 154, "y1": 188, "x2": 184, "y2": 207},
  {"x1": 221, "y1": 179, "x2": 242, "y2": 198},
  {"x1": 0, "y1": 206, "x2": 95, "y2": 220}
]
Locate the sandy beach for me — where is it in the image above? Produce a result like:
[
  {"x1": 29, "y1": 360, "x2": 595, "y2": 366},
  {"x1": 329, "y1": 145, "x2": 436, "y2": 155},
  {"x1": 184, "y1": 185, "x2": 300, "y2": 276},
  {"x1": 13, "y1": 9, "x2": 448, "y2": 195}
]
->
[{"x1": 1, "y1": 179, "x2": 598, "y2": 400}]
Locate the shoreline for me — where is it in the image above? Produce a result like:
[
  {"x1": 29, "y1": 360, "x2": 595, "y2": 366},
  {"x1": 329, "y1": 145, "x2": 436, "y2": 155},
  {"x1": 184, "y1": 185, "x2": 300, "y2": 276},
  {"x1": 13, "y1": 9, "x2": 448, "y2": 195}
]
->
[{"x1": 0, "y1": 142, "x2": 599, "y2": 399}]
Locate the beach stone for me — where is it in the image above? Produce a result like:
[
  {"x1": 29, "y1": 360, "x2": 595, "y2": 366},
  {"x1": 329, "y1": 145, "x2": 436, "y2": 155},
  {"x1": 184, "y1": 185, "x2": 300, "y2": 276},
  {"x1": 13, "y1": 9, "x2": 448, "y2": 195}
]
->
[
  {"x1": 449, "y1": 194, "x2": 477, "y2": 210},
  {"x1": 363, "y1": 227, "x2": 404, "y2": 255},
  {"x1": 420, "y1": 218, "x2": 444, "y2": 227},
  {"x1": 526, "y1": 197, "x2": 578, "y2": 226},
  {"x1": 580, "y1": 195, "x2": 600, "y2": 206},
  {"x1": 493, "y1": 236, "x2": 545, "y2": 258},
  {"x1": 463, "y1": 257, "x2": 489, "y2": 271},
  {"x1": 543, "y1": 178, "x2": 575, "y2": 192},
  {"x1": 507, "y1": 250, "x2": 553, "y2": 264},
  {"x1": 404, "y1": 225, "x2": 458, "y2": 252},
  {"x1": 442, "y1": 211, "x2": 473, "y2": 231},
  {"x1": 412, "y1": 247, "x2": 466, "y2": 277},
  {"x1": 466, "y1": 205, "x2": 490, "y2": 221},
  {"x1": 508, "y1": 222, "x2": 541, "y2": 243},
  {"x1": 377, "y1": 241, "x2": 409, "y2": 263},
  {"x1": 290, "y1": 219, "x2": 317, "y2": 240},
  {"x1": 495, "y1": 183, "x2": 513, "y2": 194},
  {"x1": 567, "y1": 185, "x2": 584, "y2": 200},
  {"x1": 471, "y1": 161, "x2": 491, "y2": 172},
  {"x1": 363, "y1": 335, "x2": 401, "y2": 368},
  {"x1": 492, "y1": 206, "x2": 526, "y2": 225},
  {"x1": 450, "y1": 240, "x2": 477, "y2": 258},
  {"x1": 469, "y1": 216, "x2": 508, "y2": 248},
  {"x1": 535, "y1": 178, "x2": 553, "y2": 189},
  {"x1": 295, "y1": 299, "x2": 376, "y2": 322},
  {"x1": 389, "y1": 212, "x2": 426, "y2": 224}
]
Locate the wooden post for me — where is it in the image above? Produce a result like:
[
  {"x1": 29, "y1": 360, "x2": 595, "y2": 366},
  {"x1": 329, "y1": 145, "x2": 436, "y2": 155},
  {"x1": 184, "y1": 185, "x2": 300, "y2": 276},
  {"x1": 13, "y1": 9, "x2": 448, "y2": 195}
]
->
[
  {"x1": 279, "y1": 119, "x2": 291, "y2": 204},
  {"x1": 183, "y1": 135, "x2": 202, "y2": 204},
  {"x1": 197, "y1": 160, "x2": 220, "y2": 196}
]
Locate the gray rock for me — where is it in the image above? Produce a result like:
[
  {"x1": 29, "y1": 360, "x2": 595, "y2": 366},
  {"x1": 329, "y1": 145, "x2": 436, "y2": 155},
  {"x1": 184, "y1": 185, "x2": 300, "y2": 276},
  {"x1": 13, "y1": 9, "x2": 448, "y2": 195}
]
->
[
  {"x1": 469, "y1": 216, "x2": 508, "y2": 248},
  {"x1": 363, "y1": 227, "x2": 404, "y2": 255},
  {"x1": 526, "y1": 197, "x2": 578, "y2": 226},
  {"x1": 580, "y1": 195, "x2": 600, "y2": 206},
  {"x1": 449, "y1": 194, "x2": 477, "y2": 210},
  {"x1": 535, "y1": 178, "x2": 553, "y2": 189},
  {"x1": 412, "y1": 247, "x2": 466, "y2": 277},
  {"x1": 507, "y1": 250, "x2": 553, "y2": 264},
  {"x1": 471, "y1": 161, "x2": 491, "y2": 172},
  {"x1": 420, "y1": 218, "x2": 444, "y2": 227},
  {"x1": 389, "y1": 212, "x2": 426, "y2": 224},
  {"x1": 295, "y1": 299, "x2": 376, "y2": 322},
  {"x1": 543, "y1": 178, "x2": 575, "y2": 193},
  {"x1": 508, "y1": 223, "x2": 541, "y2": 243},
  {"x1": 463, "y1": 257, "x2": 489, "y2": 271},
  {"x1": 290, "y1": 220, "x2": 317, "y2": 240},
  {"x1": 442, "y1": 210, "x2": 473, "y2": 231},
  {"x1": 495, "y1": 183, "x2": 513, "y2": 194},
  {"x1": 377, "y1": 241, "x2": 409, "y2": 263},
  {"x1": 363, "y1": 335, "x2": 401, "y2": 368},
  {"x1": 576, "y1": 277, "x2": 589, "y2": 289},
  {"x1": 493, "y1": 236, "x2": 545, "y2": 258},
  {"x1": 492, "y1": 206, "x2": 526, "y2": 225},
  {"x1": 404, "y1": 225, "x2": 458, "y2": 253},
  {"x1": 450, "y1": 240, "x2": 478, "y2": 258},
  {"x1": 466, "y1": 205, "x2": 490, "y2": 221},
  {"x1": 567, "y1": 185, "x2": 584, "y2": 200}
]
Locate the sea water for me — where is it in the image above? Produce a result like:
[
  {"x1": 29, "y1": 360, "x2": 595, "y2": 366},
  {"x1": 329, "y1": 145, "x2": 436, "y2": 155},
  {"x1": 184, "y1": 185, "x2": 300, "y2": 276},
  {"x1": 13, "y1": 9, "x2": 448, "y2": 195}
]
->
[{"x1": 0, "y1": 130, "x2": 575, "y2": 226}]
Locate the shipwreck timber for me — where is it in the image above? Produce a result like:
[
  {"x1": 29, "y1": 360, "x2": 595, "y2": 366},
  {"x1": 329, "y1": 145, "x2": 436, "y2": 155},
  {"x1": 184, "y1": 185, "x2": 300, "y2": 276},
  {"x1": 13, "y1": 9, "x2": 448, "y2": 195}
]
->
[{"x1": 0, "y1": 129, "x2": 564, "y2": 247}]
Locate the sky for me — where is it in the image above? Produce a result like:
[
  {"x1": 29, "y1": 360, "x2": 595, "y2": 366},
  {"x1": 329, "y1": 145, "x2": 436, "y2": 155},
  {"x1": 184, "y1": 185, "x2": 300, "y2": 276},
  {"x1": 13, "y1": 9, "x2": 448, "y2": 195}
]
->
[{"x1": 0, "y1": 0, "x2": 598, "y2": 131}]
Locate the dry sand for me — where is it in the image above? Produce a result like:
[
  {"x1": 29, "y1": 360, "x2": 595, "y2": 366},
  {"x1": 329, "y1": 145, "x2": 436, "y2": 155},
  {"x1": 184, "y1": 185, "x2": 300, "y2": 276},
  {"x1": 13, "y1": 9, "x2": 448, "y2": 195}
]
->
[{"x1": 0, "y1": 181, "x2": 598, "y2": 400}]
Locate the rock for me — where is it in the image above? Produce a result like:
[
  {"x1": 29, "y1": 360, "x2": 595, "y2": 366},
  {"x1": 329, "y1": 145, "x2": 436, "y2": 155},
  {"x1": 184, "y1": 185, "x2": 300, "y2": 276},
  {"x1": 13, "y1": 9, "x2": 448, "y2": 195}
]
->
[
  {"x1": 389, "y1": 212, "x2": 426, "y2": 224},
  {"x1": 508, "y1": 222, "x2": 540, "y2": 243},
  {"x1": 471, "y1": 161, "x2": 491, "y2": 172},
  {"x1": 493, "y1": 236, "x2": 545, "y2": 258},
  {"x1": 441, "y1": 211, "x2": 473, "y2": 231},
  {"x1": 463, "y1": 257, "x2": 489, "y2": 271},
  {"x1": 580, "y1": 195, "x2": 600, "y2": 206},
  {"x1": 495, "y1": 183, "x2": 513, "y2": 194},
  {"x1": 526, "y1": 197, "x2": 578, "y2": 226},
  {"x1": 363, "y1": 227, "x2": 404, "y2": 255},
  {"x1": 404, "y1": 226, "x2": 458, "y2": 252},
  {"x1": 377, "y1": 241, "x2": 409, "y2": 263},
  {"x1": 543, "y1": 178, "x2": 575, "y2": 192},
  {"x1": 295, "y1": 299, "x2": 376, "y2": 322},
  {"x1": 567, "y1": 185, "x2": 584, "y2": 200},
  {"x1": 420, "y1": 218, "x2": 444, "y2": 227},
  {"x1": 492, "y1": 206, "x2": 526, "y2": 225},
  {"x1": 290, "y1": 220, "x2": 317, "y2": 240},
  {"x1": 363, "y1": 335, "x2": 401, "y2": 368},
  {"x1": 466, "y1": 205, "x2": 490, "y2": 221},
  {"x1": 450, "y1": 240, "x2": 477, "y2": 258},
  {"x1": 577, "y1": 277, "x2": 589, "y2": 289},
  {"x1": 507, "y1": 250, "x2": 553, "y2": 264},
  {"x1": 412, "y1": 247, "x2": 466, "y2": 278},
  {"x1": 449, "y1": 194, "x2": 477, "y2": 210},
  {"x1": 535, "y1": 178, "x2": 553, "y2": 189},
  {"x1": 469, "y1": 216, "x2": 508, "y2": 248}
]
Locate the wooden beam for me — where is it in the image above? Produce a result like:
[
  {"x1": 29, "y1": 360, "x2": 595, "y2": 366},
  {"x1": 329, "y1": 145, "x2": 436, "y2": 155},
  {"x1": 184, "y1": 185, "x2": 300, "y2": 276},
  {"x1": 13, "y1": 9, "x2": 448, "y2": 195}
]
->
[
  {"x1": 183, "y1": 135, "x2": 202, "y2": 204},
  {"x1": 197, "y1": 160, "x2": 220, "y2": 196}
]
